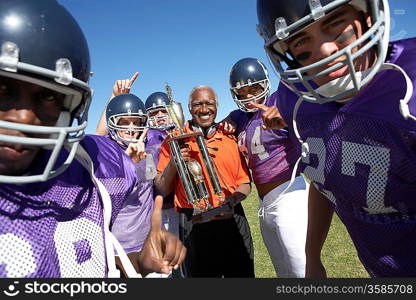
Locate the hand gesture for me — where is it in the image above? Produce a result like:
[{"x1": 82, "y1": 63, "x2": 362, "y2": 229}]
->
[
  {"x1": 125, "y1": 128, "x2": 148, "y2": 163},
  {"x1": 137, "y1": 195, "x2": 187, "y2": 276},
  {"x1": 246, "y1": 102, "x2": 287, "y2": 130},
  {"x1": 169, "y1": 144, "x2": 191, "y2": 168},
  {"x1": 112, "y1": 72, "x2": 139, "y2": 97},
  {"x1": 218, "y1": 116, "x2": 237, "y2": 135},
  {"x1": 305, "y1": 258, "x2": 327, "y2": 278}
]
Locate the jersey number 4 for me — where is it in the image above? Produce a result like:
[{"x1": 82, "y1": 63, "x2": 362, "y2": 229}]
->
[{"x1": 238, "y1": 126, "x2": 270, "y2": 160}]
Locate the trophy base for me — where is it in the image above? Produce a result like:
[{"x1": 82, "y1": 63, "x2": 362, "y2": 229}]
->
[{"x1": 191, "y1": 202, "x2": 234, "y2": 224}]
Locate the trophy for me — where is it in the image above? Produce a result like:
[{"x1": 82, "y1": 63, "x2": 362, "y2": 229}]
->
[{"x1": 164, "y1": 83, "x2": 233, "y2": 223}]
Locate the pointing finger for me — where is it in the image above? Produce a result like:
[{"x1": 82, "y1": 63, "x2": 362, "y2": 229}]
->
[
  {"x1": 246, "y1": 102, "x2": 269, "y2": 111},
  {"x1": 130, "y1": 72, "x2": 139, "y2": 83},
  {"x1": 128, "y1": 72, "x2": 139, "y2": 89},
  {"x1": 138, "y1": 128, "x2": 149, "y2": 143},
  {"x1": 151, "y1": 195, "x2": 163, "y2": 232}
]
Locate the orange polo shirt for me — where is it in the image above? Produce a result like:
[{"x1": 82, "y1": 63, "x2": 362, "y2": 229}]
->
[{"x1": 157, "y1": 122, "x2": 251, "y2": 209}]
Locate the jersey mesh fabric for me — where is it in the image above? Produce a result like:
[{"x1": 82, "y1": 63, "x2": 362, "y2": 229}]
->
[
  {"x1": 0, "y1": 135, "x2": 136, "y2": 277},
  {"x1": 296, "y1": 110, "x2": 416, "y2": 277},
  {"x1": 275, "y1": 39, "x2": 416, "y2": 277}
]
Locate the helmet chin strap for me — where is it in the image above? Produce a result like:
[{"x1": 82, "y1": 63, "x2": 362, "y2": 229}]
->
[
  {"x1": 315, "y1": 67, "x2": 375, "y2": 103},
  {"x1": 293, "y1": 61, "x2": 415, "y2": 141},
  {"x1": 381, "y1": 63, "x2": 415, "y2": 121},
  {"x1": 308, "y1": 62, "x2": 414, "y2": 119}
]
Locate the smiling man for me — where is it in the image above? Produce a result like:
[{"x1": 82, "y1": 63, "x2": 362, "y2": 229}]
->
[{"x1": 155, "y1": 85, "x2": 255, "y2": 278}]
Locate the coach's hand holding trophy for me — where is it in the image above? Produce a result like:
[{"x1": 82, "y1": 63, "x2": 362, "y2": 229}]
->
[{"x1": 163, "y1": 83, "x2": 233, "y2": 223}]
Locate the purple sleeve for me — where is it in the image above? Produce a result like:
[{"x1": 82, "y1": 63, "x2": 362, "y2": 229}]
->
[{"x1": 81, "y1": 135, "x2": 138, "y2": 222}]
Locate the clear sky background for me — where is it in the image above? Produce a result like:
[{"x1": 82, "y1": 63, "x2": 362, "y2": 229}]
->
[{"x1": 57, "y1": 0, "x2": 416, "y2": 134}]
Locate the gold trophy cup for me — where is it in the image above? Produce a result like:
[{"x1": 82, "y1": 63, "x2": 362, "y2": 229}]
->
[{"x1": 164, "y1": 83, "x2": 232, "y2": 223}]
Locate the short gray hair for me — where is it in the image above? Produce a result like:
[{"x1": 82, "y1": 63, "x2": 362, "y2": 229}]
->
[{"x1": 188, "y1": 85, "x2": 218, "y2": 111}]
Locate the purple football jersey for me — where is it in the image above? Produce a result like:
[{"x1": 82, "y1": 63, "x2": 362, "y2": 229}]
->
[
  {"x1": 146, "y1": 129, "x2": 167, "y2": 167},
  {"x1": 230, "y1": 93, "x2": 300, "y2": 184},
  {"x1": 276, "y1": 38, "x2": 416, "y2": 277},
  {"x1": 0, "y1": 135, "x2": 137, "y2": 278},
  {"x1": 145, "y1": 129, "x2": 175, "y2": 206},
  {"x1": 111, "y1": 136, "x2": 160, "y2": 253}
]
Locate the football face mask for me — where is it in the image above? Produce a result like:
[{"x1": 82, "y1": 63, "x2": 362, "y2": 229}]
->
[
  {"x1": 257, "y1": 0, "x2": 391, "y2": 104},
  {"x1": 0, "y1": 0, "x2": 92, "y2": 184}
]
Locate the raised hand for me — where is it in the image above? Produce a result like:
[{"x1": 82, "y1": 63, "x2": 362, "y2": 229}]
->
[
  {"x1": 137, "y1": 195, "x2": 187, "y2": 276},
  {"x1": 246, "y1": 102, "x2": 287, "y2": 130},
  {"x1": 217, "y1": 115, "x2": 237, "y2": 135},
  {"x1": 112, "y1": 72, "x2": 139, "y2": 97},
  {"x1": 125, "y1": 128, "x2": 148, "y2": 163}
]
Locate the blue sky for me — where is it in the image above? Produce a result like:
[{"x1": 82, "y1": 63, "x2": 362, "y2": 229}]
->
[{"x1": 57, "y1": 0, "x2": 416, "y2": 134}]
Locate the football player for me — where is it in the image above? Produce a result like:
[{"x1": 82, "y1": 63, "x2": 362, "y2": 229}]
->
[
  {"x1": 145, "y1": 92, "x2": 179, "y2": 238},
  {"x1": 106, "y1": 93, "x2": 148, "y2": 159},
  {"x1": 0, "y1": 0, "x2": 185, "y2": 278},
  {"x1": 256, "y1": 0, "x2": 416, "y2": 277},
  {"x1": 144, "y1": 91, "x2": 181, "y2": 277},
  {"x1": 226, "y1": 57, "x2": 309, "y2": 278},
  {"x1": 146, "y1": 92, "x2": 172, "y2": 131},
  {"x1": 105, "y1": 93, "x2": 162, "y2": 276}
]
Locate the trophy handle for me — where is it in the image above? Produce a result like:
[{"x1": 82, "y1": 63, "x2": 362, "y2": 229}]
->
[
  {"x1": 168, "y1": 139, "x2": 199, "y2": 204},
  {"x1": 195, "y1": 135, "x2": 224, "y2": 201}
]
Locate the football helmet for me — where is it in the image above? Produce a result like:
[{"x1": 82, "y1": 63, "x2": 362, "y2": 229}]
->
[
  {"x1": 256, "y1": 0, "x2": 391, "y2": 104},
  {"x1": 106, "y1": 93, "x2": 147, "y2": 145},
  {"x1": 0, "y1": 0, "x2": 92, "y2": 183},
  {"x1": 229, "y1": 57, "x2": 270, "y2": 112},
  {"x1": 145, "y1": 91, "x2": 172, "y2": 130}
]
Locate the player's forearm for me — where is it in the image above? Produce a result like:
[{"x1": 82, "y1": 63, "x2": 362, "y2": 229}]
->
[
  {"x1": 96, "y1": 96, "x2": 116, "y2": 136},
  {"x1": 95, "y1": 109, "x2": 108, "y2": 136},
  {"x1": 229, "y1": 182, "x2": 251, "y2": 205},
  {"x1": 154, "y1": 162, "x2": 177, "y2": 197},
  {"x1": 305, "y1": 183, "x2": 334, "y2": 260}
]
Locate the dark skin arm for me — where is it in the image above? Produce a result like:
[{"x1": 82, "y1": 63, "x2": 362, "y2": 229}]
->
[
  {"x1": 226, "y1": 183, "x2": 251, "y2": 206},
  {"x1": 218, "y1": 103, "x2": 287, "y2": 133},
  {"x1": 154, "y1": 146, "x2": 191, "y2": 197},
  {"x1": 217, "y1": 114, "x2": 237, "y2": 135},
  {"x1": 305, "y1": 183, "x2": 334, "y2": 278},
  {"x1": 116, "y1": 195, "x2": 187, "y2": 277}
]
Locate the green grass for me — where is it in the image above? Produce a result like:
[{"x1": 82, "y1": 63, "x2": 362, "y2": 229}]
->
[{"x1": 241, "y1": 188, "x2": 369, "y2": 278}]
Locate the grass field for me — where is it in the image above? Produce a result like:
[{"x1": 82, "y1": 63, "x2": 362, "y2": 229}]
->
[{"x1": 241, "y1": 188, "x2": 369, "y2": 278}]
